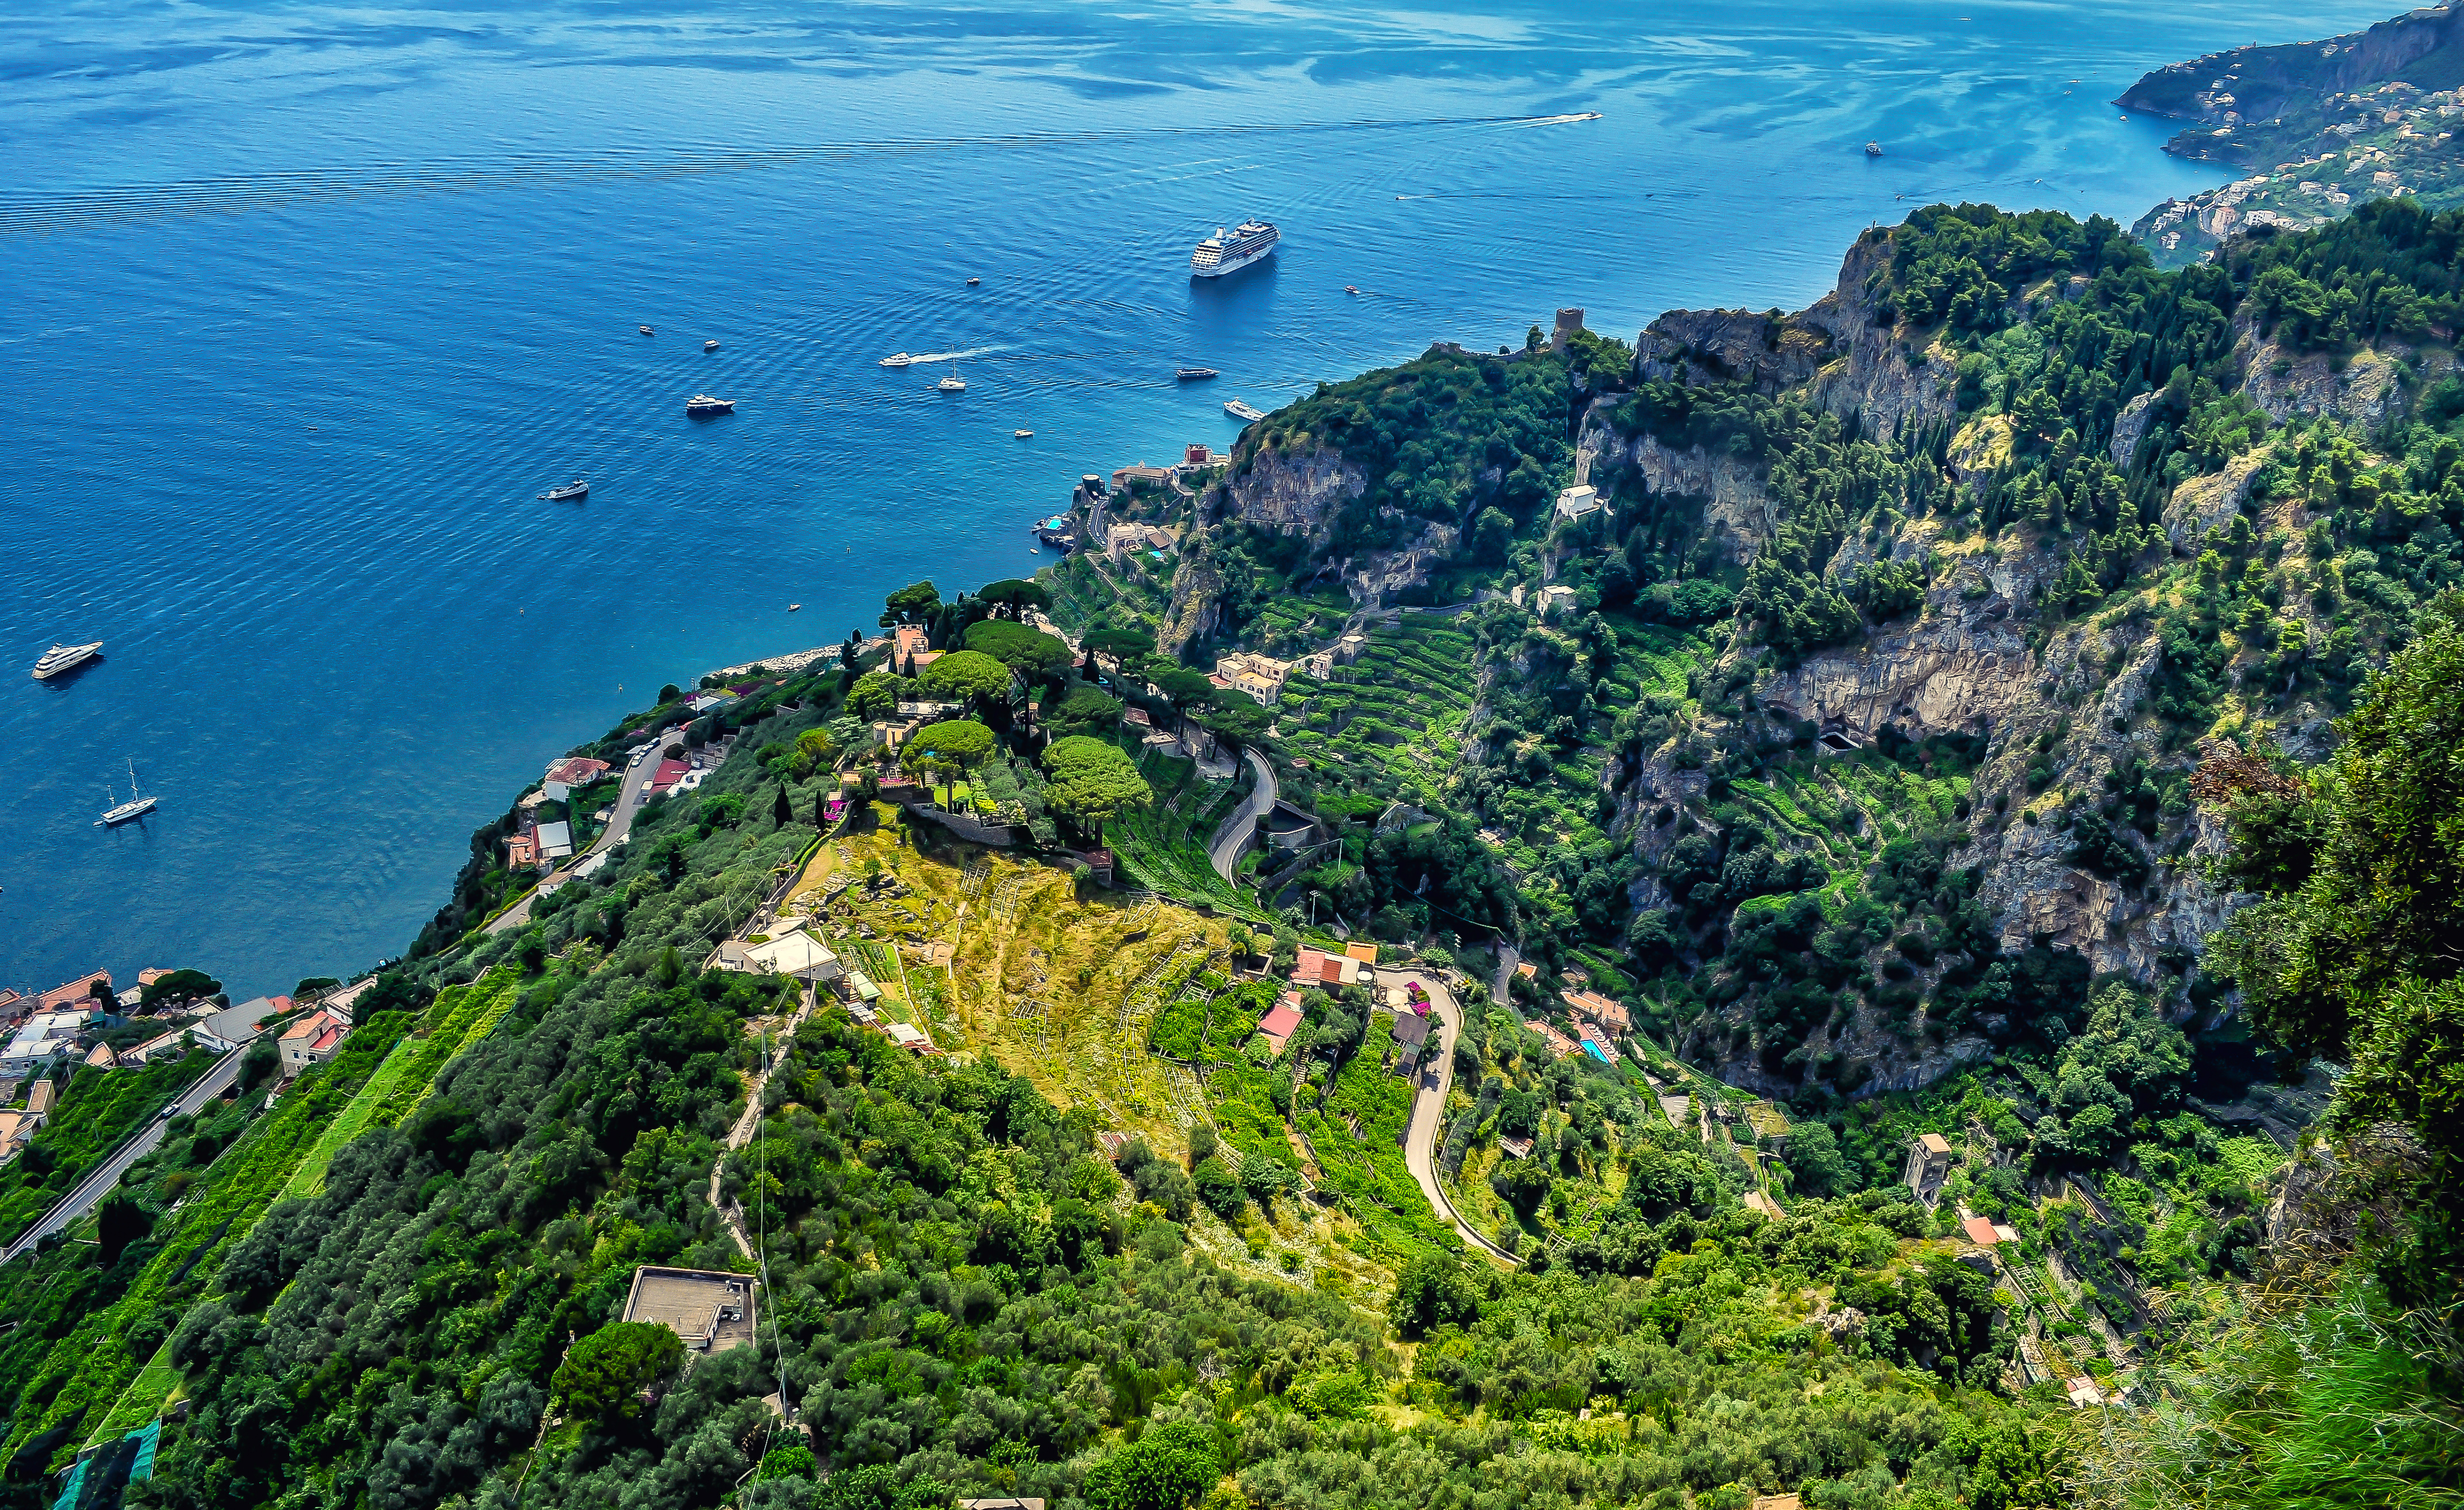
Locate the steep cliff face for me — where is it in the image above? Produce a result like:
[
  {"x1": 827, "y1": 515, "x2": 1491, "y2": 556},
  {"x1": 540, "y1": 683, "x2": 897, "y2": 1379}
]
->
[
  {"x1": 1633, "y1": 230, "x2": 1959, "y2": 438},
  {"x1": 1585, "y1": 420, "x2": 1774, "y2": 562},
  {"x1": 1214, "y1": 441, "x2": 1366, "y2": 545}
]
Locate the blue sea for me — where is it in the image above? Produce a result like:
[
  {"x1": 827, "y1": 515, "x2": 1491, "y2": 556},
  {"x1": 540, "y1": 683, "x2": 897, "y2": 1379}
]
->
[{"x1": 0, "y1": 0, "x2": 2391, "y2": 998}]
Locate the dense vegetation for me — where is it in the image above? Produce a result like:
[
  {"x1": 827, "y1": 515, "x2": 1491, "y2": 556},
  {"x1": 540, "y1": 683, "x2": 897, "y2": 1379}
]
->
[{"x1": 11, "y1": 183, "x2": 2464, "y2": 1510}]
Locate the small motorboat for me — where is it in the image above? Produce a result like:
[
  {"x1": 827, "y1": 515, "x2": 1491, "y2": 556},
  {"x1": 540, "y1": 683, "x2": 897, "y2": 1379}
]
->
[
  {"x1": 1176, "y1": 367, "x2": 1218, "y2": 380},
  {"x1": 1344, "y1": 285, "x2": 1360, "y2": 295},
  {"x1": 789, "y1": 603, "x2": 802, "y2": 612},
  {"x1": 640, "y1": 324, "x2": 654, "y2": 335},
  {"x1": 879, "y1": 352, "x2": 914, "y2": 367},
  {"x1": 967, "y1": 276, "x2": 981, "y2": 286},
  {"x1": 1014, "y1": 428, "x2": 1033, "y2": 437},
  {"x1": 1029, "y1": 547, "x2": 1040, "y2": 554},
  {"x1": 538, "y1": 478, "x2": 590, "y2": 502},
  {"x1": 686, "y1": 394, "x2": 735, "y2": 416},
  {"x1": 1865, "y1": 141, "x2": 1883, "y2": 156},
  {"x1": 704, "y1": 339, "x2": 720, "y2": 351}
]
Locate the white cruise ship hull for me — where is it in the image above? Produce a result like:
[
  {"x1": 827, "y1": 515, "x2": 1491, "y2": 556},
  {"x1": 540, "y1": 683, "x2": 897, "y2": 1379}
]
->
[{"x1": 1191, "y1": 240, "x2": 1276, "y2": 279}]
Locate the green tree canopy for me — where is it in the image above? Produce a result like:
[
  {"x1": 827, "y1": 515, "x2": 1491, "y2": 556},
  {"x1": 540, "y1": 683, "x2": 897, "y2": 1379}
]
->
[
  {"x1": 1194, "y1": 687, "x2": 1272, "y2": 748},
  {"x1": 1083, "y1": 1420, "x2": 1219, "y2": 1510},
  {"x1": 140, "y1": 968, "x2": 220, "y2": 1008},
  {"x1": 880, "y1": 580, "x2": 941, "y2": 628},
  {"x1": 1152, "y1": 668, "x2": 1217, "y2": 708},
  {"x1": 1049, "y1": 686, "x2": 1125, "y2": 737},
  {"x1": 1082, "y1": 624, "x2": 1156, "y2": 661},
  {"x1": 962, "y1": 619, "x2": 1075, "y2": 680},
  {"x1": 2211, "y1": 601, "x2": 2464, "y2": 1062},
  {"x1": 848, "y1": 670, "x2": 906, "y2": 722},
  {"x1": 901, "y1": 719, "x2": 994, "y2": 772},
  {"x1": 552, "y1": 1320, "x2": 684, "y2": 1423},
  {"x1": 1390, "y1": 1252, "x2": 1482, "y2": 1338},
  {"x1": 921, "y1": 650, "x2": 1014, "y2": 705},
  {"x1": 976, "y1": 578, "x2": 1052, "y2": 619},
  {"x1": 1043, "y1": 736, "x2": 1153, "y2": 837}
]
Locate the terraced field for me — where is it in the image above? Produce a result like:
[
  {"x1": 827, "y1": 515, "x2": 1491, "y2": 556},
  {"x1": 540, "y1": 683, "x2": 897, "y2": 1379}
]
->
[
  {"x1": 1277, "y1": 618, "x2": 1479, "y2": 804},
  {"x1": 9, "y1": 1010, "x2": 419, "y2": 1467},
  {"x1": 283, "y1": 969, "x2": 524, "y2": 1197},
  {"x1": 1107, "y1": 746, "x2": 1264, "y2": 918}
]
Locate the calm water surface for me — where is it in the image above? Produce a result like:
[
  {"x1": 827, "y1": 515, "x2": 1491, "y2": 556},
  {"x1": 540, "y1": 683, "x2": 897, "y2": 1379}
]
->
[{"x1": 0, "y1": 0, "x2": 2390, "y2": 996}]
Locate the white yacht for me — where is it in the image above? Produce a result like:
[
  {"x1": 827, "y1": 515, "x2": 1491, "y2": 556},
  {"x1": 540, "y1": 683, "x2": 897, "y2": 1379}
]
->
[
  {"x1": 1224, "y1": 398, "x2": 1265, "y2": 422},
  {"x1": 1190, "y1": 220, "x2": 1280, "y2": 279},
  {"x1": 938, "y1": 360, "x2": 966, "y2": 393},
  {"x1": 879, "y1": 352, "x2": 915, "y2": 368},
  {"x1": 96, "y1": 758, "x2": 157, "y2": 827},
  {"x1": 32, "y1": 641, "x2": 102, "y2": 679}
]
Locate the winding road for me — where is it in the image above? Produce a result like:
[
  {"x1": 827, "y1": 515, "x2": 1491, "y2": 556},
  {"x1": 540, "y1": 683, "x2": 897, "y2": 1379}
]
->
[
  {"x1": 3, "y1": 1045, "x2": 249, "y2": 1263},
  {"x1": 487, "y1": 735, "x2": 667, "y2": 936},
  {"x1": 1387, "y1": 967, "x2": 1520, "y2": 1266},
  {"x1": 1207, "y1": 748, "x2": 1277, "y2": 885}
]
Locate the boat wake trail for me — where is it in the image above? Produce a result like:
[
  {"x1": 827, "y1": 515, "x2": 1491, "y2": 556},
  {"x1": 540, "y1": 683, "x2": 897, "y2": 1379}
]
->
[{"x1": 0, "y1": 114, "x2": 1601, "y2": 237}]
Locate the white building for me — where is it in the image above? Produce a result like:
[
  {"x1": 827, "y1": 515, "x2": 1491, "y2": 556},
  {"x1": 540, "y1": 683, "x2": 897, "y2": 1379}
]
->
[
  {"x1": 0, "y1": 1011, "x2": 93, "y2": 1074},
  {"x1": 1553, "y1": 483, "x2": 1602, "y2": 523}
]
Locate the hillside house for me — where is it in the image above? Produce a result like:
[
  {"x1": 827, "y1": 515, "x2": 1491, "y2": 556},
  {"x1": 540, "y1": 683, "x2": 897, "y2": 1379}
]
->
[
  {"x1": 2, "y1": 1011, "x2": 94, "y2": 1074},
  {"x1": 278, "y1": 1009, "x2": 351, "y2": 1077},
  {"x1": 1213, "y1": 652, "x2": 1291, "y2": 704},
  {"x1": 542, "y1": 755, "x2": 611, "y2": 801},
  {"x1": 1905, "y1": 1132, "x2": 1954, "y2": 1207},
  {"x1": 195, "y1": 995, "x2": 290, "y2": 1054},
  {"x1": 1566, "y1": 989, "x2": 1629, "y2": 1037},
  {"x1": 1256, "y1": 993, "x2": 1303, "y2": 1057},
  {"x1": 1290, "y1": 948, "x2": 1362, "y2": 989}
]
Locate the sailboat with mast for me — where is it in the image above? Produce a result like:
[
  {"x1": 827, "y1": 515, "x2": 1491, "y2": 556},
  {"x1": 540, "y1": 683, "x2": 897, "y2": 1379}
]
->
[
  {"x1": 937, "y1": 357, "x2": 966, "y2": 393},
  {"x1": 96, "y1": 758, "x2": 158, "y2": 827}
]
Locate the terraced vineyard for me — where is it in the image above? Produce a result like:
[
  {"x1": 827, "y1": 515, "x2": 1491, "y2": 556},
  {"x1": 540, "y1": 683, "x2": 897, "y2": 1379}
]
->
[
  {"x1": 1106, "y1": 744, "x2": 1265, "y2": 918},
  {"x1": 1277, "y1": 618, "x2": 1479, "y2": 804},
  {"x1": 6, "y1": 1009, "x2": 419, "y2": 1469},
  {"x1": 282, "y1": 968, "x2": 523, "y2": 1197}
]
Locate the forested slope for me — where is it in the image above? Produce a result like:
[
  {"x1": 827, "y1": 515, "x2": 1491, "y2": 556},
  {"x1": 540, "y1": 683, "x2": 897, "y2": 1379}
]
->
[{"x1": 5, "y1": 194, "x2": 2463, "y2": 1510}]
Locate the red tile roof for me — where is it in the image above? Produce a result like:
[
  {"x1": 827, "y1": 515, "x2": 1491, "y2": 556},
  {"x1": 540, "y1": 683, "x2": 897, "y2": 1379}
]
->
[
  {"x1": 1961, "y1": 1216, "x2": 2003, "y2": 1246},
  {"x1": 546, "y1": 755, "x2": 611, "y2": 785},
  {"x1": 1258, "y1": 998, "x2": 1303, "y2": 1040}
]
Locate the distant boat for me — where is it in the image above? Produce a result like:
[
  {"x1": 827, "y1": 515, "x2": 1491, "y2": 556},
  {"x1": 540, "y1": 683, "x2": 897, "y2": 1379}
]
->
[
  {"x1": 1225, "y1": 398, "x2": 1265, "y2": 422},
  {"x1": 1014, "y1": 428, "x2": 1033, "y2": 437},
  {"x1": 640, "y1": 325, "x2": 654, "y2": 335},
  {"x1": 789, "y1": 603, "x2": 802, "y2": 612},
  {"x1": 938, "y1": 359, "x2": 965, "y2": 393},
  {"x1": 538, "y1": 478, "x2": 589, "y2": 502},
  {"x1": 686, "y1": 394, "x2": 735, "y2": 416},
  {"x1": 1176, "y1": 367, "x2": 1218, "y2": 380},
  {"x1": 31, "y1": 641, "x2": 102, "y2": 680},
  {"x1": 1865, "y1": 141, "x2": 1882, "y2": 156},
  {"x1": 96, "y1": 758, "x2": 157, "y2": 828},
  {"x1": 704, "y1": 339, "x2": 720, "y2": 351},
  {"x1": 1344, "y1": 285, "x2": 1360, "y2": 295},
  {"x1": 967, "y1": 276, "x2": 981, "y2": 286},
  {"x1": 879, "y1": 352, "x2": 915, "y2": 367}
]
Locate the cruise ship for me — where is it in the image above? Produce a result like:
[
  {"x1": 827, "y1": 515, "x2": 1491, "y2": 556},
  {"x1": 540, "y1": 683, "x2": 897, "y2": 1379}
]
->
[
  {"x1": 1189, "y1": 220, "x2": 1279, "y2": 279},
  {"x1": 32, "y1": 641, "x2": 102, "y2": 680}
]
